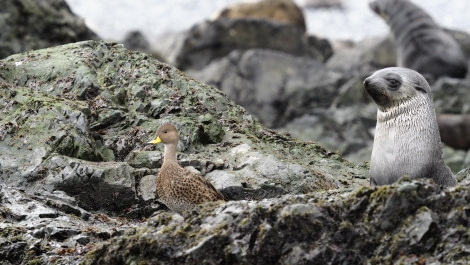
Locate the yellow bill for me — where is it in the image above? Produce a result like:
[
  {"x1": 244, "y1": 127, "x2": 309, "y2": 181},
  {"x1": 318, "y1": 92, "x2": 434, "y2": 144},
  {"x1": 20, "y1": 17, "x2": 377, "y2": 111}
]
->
[{"x1": 148, "y1": 136, "x2": 162, "y2": 144}]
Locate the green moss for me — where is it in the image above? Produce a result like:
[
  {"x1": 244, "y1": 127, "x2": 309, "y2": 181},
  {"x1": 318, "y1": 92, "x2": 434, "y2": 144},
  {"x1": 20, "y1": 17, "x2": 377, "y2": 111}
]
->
[
  {"x1": 0, "y1": 226, "x2": 27, "y2": 239},
  {"x1": 27, "y1": 259, "x2": 44, "y2": 265}
]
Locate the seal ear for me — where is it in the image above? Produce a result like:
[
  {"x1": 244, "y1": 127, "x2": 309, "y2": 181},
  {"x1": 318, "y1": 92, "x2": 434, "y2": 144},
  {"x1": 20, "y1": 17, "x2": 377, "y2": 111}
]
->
[{"x1": 413, "y1": 83, "x2": 427, "y2": 93}]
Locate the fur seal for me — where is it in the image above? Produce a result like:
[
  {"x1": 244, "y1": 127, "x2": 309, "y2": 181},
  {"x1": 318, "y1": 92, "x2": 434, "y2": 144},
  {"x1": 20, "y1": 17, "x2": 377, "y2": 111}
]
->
[
  {"x1": 364, "y1": 67, "x2": 457, "y2": 186},
  {"x1": 369, "y1": 0, "x2": 468, "y2": 79},
  {"x1": 213, "y1": 0, "x2": 306, "y2": 32}
]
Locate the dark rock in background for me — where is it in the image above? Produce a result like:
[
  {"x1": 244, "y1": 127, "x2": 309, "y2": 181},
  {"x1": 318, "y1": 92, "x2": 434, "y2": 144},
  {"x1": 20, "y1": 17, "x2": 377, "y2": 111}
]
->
[
  {"x1": 153, "y1": 18, "x2": 332, "y2": 71},
  {"x1": 122, "y1": 30, "x2": 151, "y2": 52},
  {"x1": 0, "y1": 0, "x2": 99, "y2": 59},
  {"x1": 189, "y1": 48, "x2": 343, "y2": 128},
  {"x1": 437, "y1": 114, "x2": 470, "y2": 150}
]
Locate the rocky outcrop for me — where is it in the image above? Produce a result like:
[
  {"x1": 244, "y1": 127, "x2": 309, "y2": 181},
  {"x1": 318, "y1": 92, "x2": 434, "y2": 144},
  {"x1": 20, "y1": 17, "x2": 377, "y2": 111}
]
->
[
  {"x1": 153, "y1": 18, "x2": 332, "y2": 71},
  {"x1": 82, "y1": 177, "x2": 470, "y2": 265},
  {"x1": 0, "y1": 0, "x2": 98, "y2": 59},
  {"x1": 1, "y1": 40, "x2": 364, "y2": 206},
  {"x1": 0, "y1": 40, "x2": 372, "y2": 264}
]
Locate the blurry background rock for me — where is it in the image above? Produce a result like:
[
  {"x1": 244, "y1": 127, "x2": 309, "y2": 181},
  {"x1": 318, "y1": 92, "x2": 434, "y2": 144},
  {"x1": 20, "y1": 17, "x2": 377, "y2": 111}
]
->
[
  {"x1": 153, "y1": 18, "x2": 332, "y2": 71},
  {"x1": 0, "y1": 0, "x2": 98, "y2": 59},
  {"x1": 297, "y1": 0, "x2": 343, "y2": 9}
]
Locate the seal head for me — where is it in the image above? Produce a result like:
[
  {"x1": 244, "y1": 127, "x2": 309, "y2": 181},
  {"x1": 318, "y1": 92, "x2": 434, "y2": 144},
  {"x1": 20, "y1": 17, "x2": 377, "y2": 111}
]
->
[{"x1": 364, "y1": 67, "x2": 457, "y2": 186}]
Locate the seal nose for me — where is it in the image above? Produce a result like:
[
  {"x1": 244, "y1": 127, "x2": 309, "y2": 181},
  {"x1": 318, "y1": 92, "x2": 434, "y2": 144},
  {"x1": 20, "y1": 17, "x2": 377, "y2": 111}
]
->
[{"x1": 363, "y1": 77, "x2": 371, "y2": 88}]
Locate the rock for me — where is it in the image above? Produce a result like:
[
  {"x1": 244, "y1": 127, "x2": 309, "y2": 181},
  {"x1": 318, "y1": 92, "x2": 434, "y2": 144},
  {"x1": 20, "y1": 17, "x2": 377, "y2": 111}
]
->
[
  {"x1": 213, "y1": 0, "x2": 307, "y2": 32},
  {"x1": 437, "y1": 114, "x2": 470, "y2": 150},
  {"x1": 442, "y1": 145, "x2": 470, "y2": 174},
  {"x1": 0, "y1": 184, "x2": 140, "y2": 265},
  {"x1": 153, "y1": 18, "x2": 332, "y2": 70},
  {"x1": 82, "y1": 178, "x2": 470, "y2": 264},
  {"x1": 432, "y1": 77, "x2": 470, "y2": 114},
  {"x1": 0, "y1": 0, "x2": 99, "y2": 59},
  {"x1": 455, "y1": 167, "x2": 470, "y2": 185},
  {"x1": 0, "y1": 40, "x2": 367, "y2": 210},
  {"x1": 122, "y1": 30, "x2": 150, "y2": 52},
  {"x1": 189, "y1": 49, "x2": 343, "y2": 128},
  {"x1": 121, "y1": 30, "x2": 166, "y2": 62},
  {"x1": 38, "y1": 155, "x2": 151, "y2": 212},
  {"x1": 0, "y1": 40, "x2": 370, "y2": 264},
  {"x1": 280, "y1": 104, "x2": 377, "y2": 164},
  {"x1": 326, "y1": 35, "x2": 395, "y2": 75},
  {"x1": 297, "y1": 0, "x2": 343, "y2": 9}
]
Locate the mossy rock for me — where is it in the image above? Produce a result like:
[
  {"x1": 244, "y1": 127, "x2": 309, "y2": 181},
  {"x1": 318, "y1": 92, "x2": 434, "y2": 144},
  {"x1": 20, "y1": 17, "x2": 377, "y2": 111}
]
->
[{"x1": 0, "y1": 40, "x2": 367, "y2": 195}]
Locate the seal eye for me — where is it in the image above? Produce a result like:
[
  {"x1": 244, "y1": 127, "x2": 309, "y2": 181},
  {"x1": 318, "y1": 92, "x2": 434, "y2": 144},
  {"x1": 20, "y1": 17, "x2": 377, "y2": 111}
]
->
[
  {"x1": 386, "y1": 78, "x2": 401, "y2": 90},
  {"x1": 384, "y1": 73, "x2": 402, "y2": 91}
]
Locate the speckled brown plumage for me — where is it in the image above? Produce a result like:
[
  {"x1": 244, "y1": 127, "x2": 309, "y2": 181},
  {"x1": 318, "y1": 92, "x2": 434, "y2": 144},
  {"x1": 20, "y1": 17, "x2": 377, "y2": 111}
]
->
[{"x1": 149, "y1": 123, "x2": 224, "y2": 214}]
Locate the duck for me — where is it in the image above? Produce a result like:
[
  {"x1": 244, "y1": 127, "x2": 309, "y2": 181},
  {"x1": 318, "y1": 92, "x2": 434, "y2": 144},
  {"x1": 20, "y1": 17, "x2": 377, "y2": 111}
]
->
[{"x1": 148, "y1": 123, "x2": 225, "y2": 214}]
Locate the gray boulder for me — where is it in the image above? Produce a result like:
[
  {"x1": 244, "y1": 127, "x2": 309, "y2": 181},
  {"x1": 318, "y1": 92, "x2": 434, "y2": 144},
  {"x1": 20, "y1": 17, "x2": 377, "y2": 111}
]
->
[
  {"x1": 189, "y1": 49, "x2": 343, "y2": 128},
  {"x1": 153, "y1": 18, "x2": 332, "y2": 70},
  {"x1": 0, "y1": 0, "x2": 98, "y2": 59}
]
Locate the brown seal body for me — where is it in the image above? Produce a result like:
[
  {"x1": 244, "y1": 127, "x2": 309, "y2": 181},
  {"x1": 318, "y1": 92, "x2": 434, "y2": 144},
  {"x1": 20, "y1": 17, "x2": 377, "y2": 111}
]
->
[
  {"x1": 364, "y1": 67, "x2": 457, "y2": 186},
  {"x1": 369, "y1": 0, "x2": 468, "y2": 79},
  {"x1": 214, "y1": 0, "x2": 306, "y2": 32}
]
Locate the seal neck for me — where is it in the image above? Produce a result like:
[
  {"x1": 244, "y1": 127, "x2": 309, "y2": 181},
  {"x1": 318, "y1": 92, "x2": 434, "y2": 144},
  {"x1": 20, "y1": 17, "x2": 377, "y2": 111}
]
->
[{"x1": 377, "y1": 96, "x2": 432, "y2": 122}]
